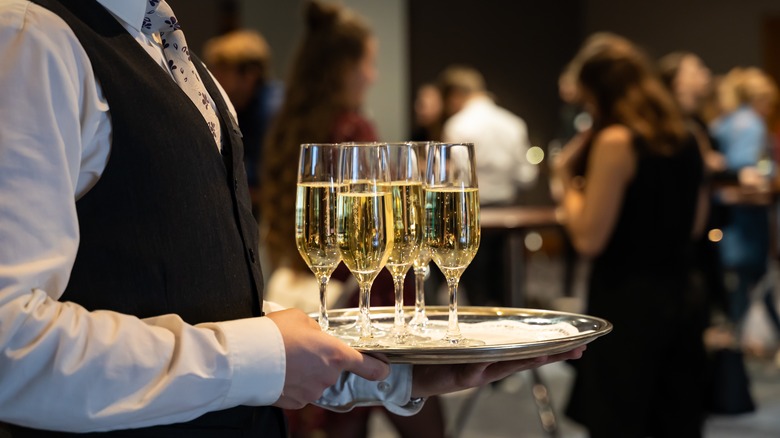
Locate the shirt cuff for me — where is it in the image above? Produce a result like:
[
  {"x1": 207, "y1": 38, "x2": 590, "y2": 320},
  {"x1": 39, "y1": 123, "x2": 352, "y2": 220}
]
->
[
  {"x1": 314, "y1": 363, "x2": 424, "y2": 416},
  {"x1": 214, "y1": 316, "x2": 285, "y2": 408}
]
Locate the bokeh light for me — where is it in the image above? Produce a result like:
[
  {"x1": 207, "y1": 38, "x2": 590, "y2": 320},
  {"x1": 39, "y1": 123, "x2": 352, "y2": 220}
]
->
[
  {"x1": 708, "y1": 228, "x2": 723, "y2": 242},
  {"x1": 524, "y1": 231, "x2": 543, "y2": 251},
  {"x1": 526, "y1": 146, "x2": 545, "y2": 165}
]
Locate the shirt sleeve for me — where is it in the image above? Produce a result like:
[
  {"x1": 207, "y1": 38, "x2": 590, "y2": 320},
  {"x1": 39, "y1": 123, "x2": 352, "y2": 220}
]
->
[
  {"x1": 724, "y1": 111, "x2": 767, "y2": 170},
  {"x1": 0, "y1": 3, "x2": 284, "y2": 432}
]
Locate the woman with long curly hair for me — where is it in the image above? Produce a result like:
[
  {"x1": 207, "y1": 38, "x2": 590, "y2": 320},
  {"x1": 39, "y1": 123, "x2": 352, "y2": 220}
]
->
[
  {"x1": 552, "y1": 33, "x2": 707, "y2": 437},
  {"x1": 261, "y1": 0, "x2": 377, "y2": 277}
]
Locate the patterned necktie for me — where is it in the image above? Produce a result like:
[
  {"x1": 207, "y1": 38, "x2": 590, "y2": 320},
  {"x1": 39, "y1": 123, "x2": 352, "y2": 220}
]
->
[{"x1": 141, "y1": 0, "x2": 221, "y2": 146}]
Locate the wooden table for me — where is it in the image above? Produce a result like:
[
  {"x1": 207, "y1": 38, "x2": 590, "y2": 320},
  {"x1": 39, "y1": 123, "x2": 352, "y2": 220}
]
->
[{"x1": 480, "y1": 205, "x2": 559, "y2": 230}]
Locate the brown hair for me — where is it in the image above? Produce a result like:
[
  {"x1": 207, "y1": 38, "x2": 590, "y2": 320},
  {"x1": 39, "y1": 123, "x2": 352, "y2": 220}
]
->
[
  {"x1": 260, "y1": 0, "x2": 372, "y2": 272},
  {"x1": 657, "y1": 51, "x2": 693, "y2": 91},
  {"x1": 574, "y1": 33, "x2": 688, "y2": 154}
]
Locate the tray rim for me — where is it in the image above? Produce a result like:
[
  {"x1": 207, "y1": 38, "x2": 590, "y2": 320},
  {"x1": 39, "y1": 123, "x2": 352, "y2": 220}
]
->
[{"x1": 317, "y1": 305, "x2": 613, "y2": 364}]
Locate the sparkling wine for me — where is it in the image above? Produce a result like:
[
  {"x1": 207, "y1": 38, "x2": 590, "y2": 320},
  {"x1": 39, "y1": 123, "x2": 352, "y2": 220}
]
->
[
  {"x1": 425, "y1": 187, "x2": 481, "y2": 281},
  {"x1": 295, "y1": 182, "x2": 341, "y2": 279},
  {"x1": 336, "y1": 192, "x2": 394, "y2": 284},
  {"x1": 383, "y1": 181, "x2": 424, "y2": 278}
]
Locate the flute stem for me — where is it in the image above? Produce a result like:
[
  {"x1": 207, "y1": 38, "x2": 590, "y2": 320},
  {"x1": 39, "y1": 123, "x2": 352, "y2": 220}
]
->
[
  {"x1": 393, "y1": 275, "x2": 405, "y2": 336},
  {"x1": 318, "y1": 276, "x2": 329, "y2": 331},
  {"x1": 358, "y1": 282, "x2": 372, "y2": 340},
  {"x1": 445, "y1": 277, "x2": 462, "y2": 343},
  {"x1": 412, "y1": 266, "x2": 428, "y2": 325}
]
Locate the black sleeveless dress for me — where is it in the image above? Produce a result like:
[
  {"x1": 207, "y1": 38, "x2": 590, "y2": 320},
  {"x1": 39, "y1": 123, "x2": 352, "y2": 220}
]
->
[{"x1": 565, "y1": 133, "x2": 706, "y2": 438}]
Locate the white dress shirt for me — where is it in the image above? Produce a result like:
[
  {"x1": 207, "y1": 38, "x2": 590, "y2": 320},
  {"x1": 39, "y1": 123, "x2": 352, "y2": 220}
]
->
[
  {"x1": 443, "y1": 95, "x2": 538, "y2": 205},
  {"x1": 0, "y1": 0, "x2": 411, "y2": 432}
]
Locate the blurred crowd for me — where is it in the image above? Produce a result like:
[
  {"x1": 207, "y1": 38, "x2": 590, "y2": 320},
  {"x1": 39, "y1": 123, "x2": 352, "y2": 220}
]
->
[{"x1": 202, "y1": 1, "x2": 780, "y2": 437}]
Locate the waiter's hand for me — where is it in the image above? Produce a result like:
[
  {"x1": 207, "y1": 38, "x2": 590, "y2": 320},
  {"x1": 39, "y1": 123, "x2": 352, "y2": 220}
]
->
[
  {"x1": 266, "y1": 309, "x2": 389, "y2": 409},
  {"x1": 410, "y1": 346, "x2": 586, "y2": 398}
]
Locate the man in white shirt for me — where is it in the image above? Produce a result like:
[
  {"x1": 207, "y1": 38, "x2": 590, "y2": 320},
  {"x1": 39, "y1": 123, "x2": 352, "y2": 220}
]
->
[{"x1": 0, "y1": 1, "x2": 582, "y2": 435}]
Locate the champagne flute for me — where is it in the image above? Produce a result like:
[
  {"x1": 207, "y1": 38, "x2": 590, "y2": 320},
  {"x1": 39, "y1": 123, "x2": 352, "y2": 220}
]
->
[
  {"x1": 407, "y1": 142, "x2": 433, "y2": 331},
  {"x1": 336, "y1": 143, "x2": 394, "y2": 343},
  {"x1": 425, "y1": 142, "x2": 482, "y2": 345},
  {"x1": 384, "y1": 143, "x2": 424, "y2": 340},
  {"x1": 295, "y1": 143, "x2": 342, "y2": 332}
]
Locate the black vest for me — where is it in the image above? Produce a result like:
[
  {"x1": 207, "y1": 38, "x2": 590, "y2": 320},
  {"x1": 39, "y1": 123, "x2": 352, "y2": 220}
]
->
[{"x1": 11, "y1": 1, "x2": 285, "y2": 436}]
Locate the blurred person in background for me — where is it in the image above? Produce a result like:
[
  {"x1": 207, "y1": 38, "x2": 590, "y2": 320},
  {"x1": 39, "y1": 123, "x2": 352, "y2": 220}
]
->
[
  {"x1": 658, "y1": 52, "x2": 725, "y2": 174},
  {"x1": 659, "y1": 52, "x2": 758, "y2": 415},
  {"x1": 553, "y1": 33, "x2": 707, "y2": 437},
  {"x1": 203, "y1": 29, "x2": 283, "y2": 215},
  {"x1": 658, "y1": 51, "x2": 729, "y2": 332},
  {"x1": 438, "y1": 65, "x2": 538, "y2": 307},
  {"x1": 260, "y1": 1, "x2": 444, "y2": 436},
  {"x1": 411, "y1": 82, "x2": 444, "y2": 142},
  {"x1": 710, "y1": 67, "x2": 780, "y2": 353}
]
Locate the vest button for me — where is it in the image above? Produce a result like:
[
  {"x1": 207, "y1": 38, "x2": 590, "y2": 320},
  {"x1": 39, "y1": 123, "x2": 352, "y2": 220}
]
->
[
  {"x1": 234, "y1": 178, "x2": 238, "y2": 190},
  {"x1": 248, "y1": 248, "x2": 256, "y2": 263}
]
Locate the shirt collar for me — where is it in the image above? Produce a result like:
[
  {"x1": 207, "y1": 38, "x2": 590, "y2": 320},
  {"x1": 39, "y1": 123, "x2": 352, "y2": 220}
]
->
[
  {"x1": 464, "y1": 94, "x2": 494, "y2": 111},
  {"x1": 96, "y1": 0, "x2": 148, "y2": 33}
]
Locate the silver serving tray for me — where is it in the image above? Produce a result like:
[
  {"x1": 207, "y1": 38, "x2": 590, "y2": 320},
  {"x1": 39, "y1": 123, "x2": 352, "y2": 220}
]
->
[{"x1": 320, "y1": 306, "x2": 612, "y2": 364}]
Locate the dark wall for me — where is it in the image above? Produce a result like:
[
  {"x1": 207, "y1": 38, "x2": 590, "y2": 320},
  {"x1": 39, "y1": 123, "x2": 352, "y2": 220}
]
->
[
  {"x1": 583, "y1": 0, "x2": 780, "y2": 75},
  {"x1": 167, "y1": 0, "x2": 225, "y2": 55},
  {"x1": 408, "y1": 1, "x2": 584, "y2": 147}
]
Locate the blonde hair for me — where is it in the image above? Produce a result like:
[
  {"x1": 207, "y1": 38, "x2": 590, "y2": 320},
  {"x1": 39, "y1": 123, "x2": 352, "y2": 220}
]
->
[{"x1": 717, "y1": 66, "x2": 778, "y2": 114}]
